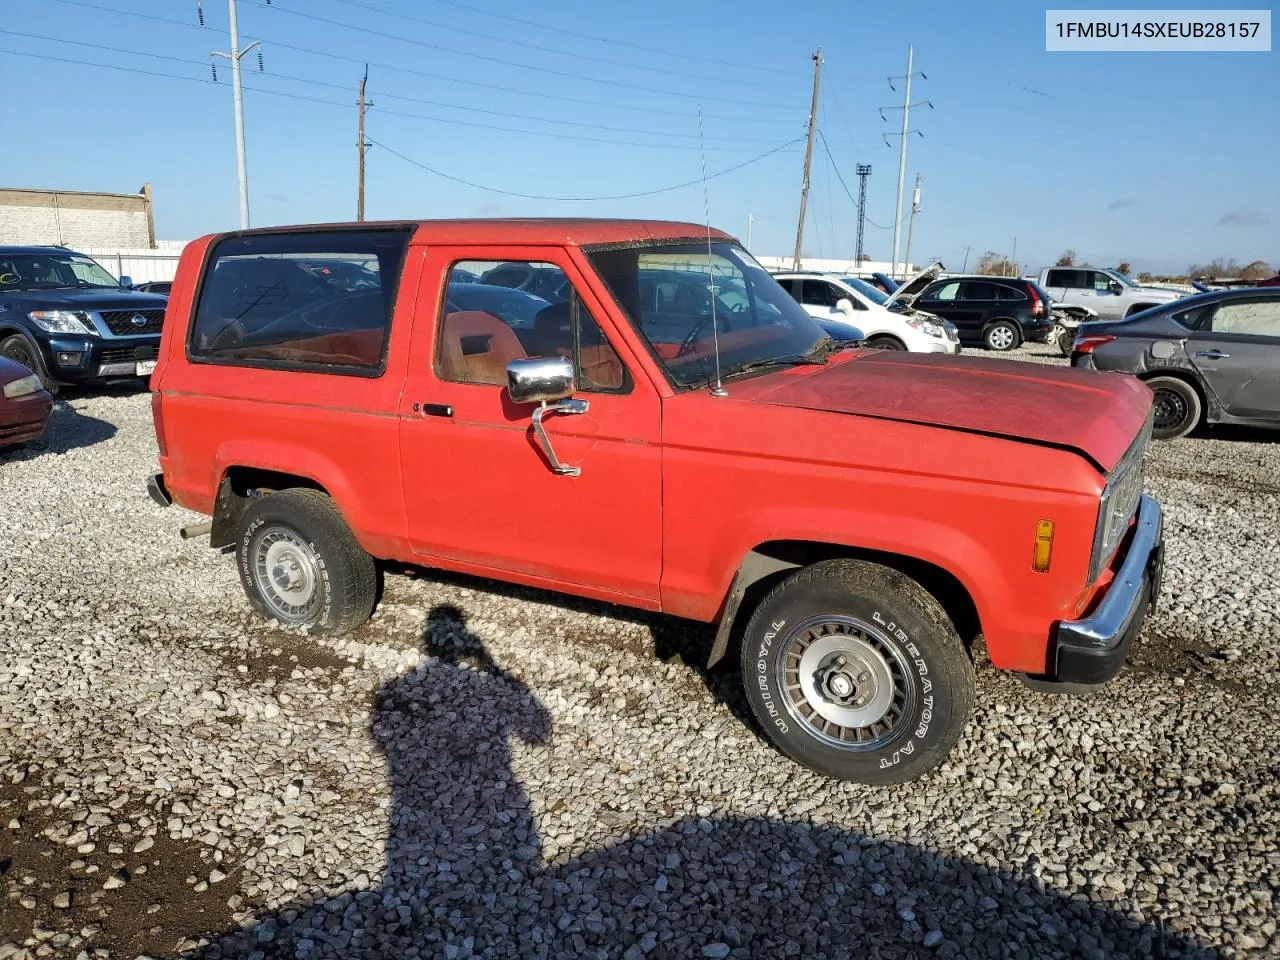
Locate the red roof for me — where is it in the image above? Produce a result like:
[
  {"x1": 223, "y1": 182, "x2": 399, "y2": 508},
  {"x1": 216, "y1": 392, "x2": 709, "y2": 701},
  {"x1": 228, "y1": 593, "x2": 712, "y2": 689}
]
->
[{"x1": 214, "y1": 219, "x2": 736, "y2": 247}]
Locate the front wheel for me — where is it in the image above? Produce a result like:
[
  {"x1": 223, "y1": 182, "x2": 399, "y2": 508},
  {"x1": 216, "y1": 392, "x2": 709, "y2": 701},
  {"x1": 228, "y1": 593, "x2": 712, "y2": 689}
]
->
[
  {"x1": 739, "y1": 559, "x2": 974, "y2": 784},
  {"x1": 0, "y1": 335, "x2": 55, "y2": 393},
  {"x1": 234, "y1": 488, "x2": 378, "y2": 635},
  {"x1": 1145, "y1": 375, "x2": 1201, "y2": 440},
  {"x1": 865, "y1": 335, "x2": 906, "y2": 351},
  {"x1": 983, "y1": 321, "x2": 1020, "y2": 352}
]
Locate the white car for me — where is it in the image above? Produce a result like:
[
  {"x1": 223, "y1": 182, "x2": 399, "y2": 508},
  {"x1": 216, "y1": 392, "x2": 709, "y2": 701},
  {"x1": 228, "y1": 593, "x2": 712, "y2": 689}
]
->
[{"x1": 772, "y1": 266, "x2": 960, "y2": 353}]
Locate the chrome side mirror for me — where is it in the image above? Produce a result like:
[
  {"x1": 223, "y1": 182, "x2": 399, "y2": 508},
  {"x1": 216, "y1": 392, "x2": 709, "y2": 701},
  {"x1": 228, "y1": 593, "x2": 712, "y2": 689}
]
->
[
  {"x1": 506, "y1": 355, "x2": 576, "y2": 405},
  {"x1": 506, "y1": 355, "x2": 589, "y2": 477},
  {"x1": 119, "y1": 275, "x2": 134, "y2": 288}
]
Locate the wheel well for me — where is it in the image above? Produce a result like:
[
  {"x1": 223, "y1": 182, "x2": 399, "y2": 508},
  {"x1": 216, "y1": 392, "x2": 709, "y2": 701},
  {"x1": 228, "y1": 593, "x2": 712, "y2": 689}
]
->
[
  {"x1": 1136, "y1": 368, "x2": 1206, "y2": 406},
  {"x1": 210, "y1": 466, "x2": 329, "y2": 549},
  {"x1": 709, "y1": 539, "x2": 982, "y2": 668},
  {"x1": 866, "y1": 334, "x2": 905, "y2": 348},
  {"x1": 1126, "y1": 303, "x2": 1157, "y2": 316}
]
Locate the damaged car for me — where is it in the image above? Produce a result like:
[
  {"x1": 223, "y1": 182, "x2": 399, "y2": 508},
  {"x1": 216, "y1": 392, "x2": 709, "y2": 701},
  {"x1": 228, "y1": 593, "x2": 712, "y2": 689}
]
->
[{"x1": 1071, "y1": 288, "x2": 1280, "y2": 439}]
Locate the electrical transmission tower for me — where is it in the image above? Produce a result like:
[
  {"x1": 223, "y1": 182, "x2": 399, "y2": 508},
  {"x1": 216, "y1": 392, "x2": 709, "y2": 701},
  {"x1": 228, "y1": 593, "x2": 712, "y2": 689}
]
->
[
  {"x1": 854, "y1": 164, "x2": 871, "y2": 263},
  {"x1": 879, "y1": 46, "x2": 931, "y2": 277}
]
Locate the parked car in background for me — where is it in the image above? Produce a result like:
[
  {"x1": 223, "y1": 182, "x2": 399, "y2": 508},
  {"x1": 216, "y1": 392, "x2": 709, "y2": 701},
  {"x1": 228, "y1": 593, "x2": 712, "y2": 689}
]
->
[
  {"x1": 0, "y1": 246, "x2": 169, "y2": 390},
  {"x1": 445, "y1": 281, "x2": 553, "y2": 330},
  {"x1": 147, "y1": 218, "x2": 1164, "y2": 785},
  {"x1": 912, "y1": 276, "x2": 1054, "y2": 351},
  {"x1": 1072, "y1": 288, "x2": 1280, "y2": 439},
  {"x1": 0, "y1": 353, "x2": 53, "y2": 448},
  {"x1": 131, "y1": 280, "x2": 172, "y2": 295},
  {"x1": 868, "y1": 272, "x2": 898, "y2": 295},
  {"x1": 772, "y1": 269, "x2": 959, "y2": 353},
  {"x1": 1039, "y1": 267, "x2": 1185, "y2": 320},
  {"x1": 480, "y1": 261, "x2": 571, "y2": 302}
]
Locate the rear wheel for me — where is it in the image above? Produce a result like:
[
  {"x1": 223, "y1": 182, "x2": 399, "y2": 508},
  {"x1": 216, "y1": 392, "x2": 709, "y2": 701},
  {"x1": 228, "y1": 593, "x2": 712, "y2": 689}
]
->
[
  {"x1": 1055, "y1": 325, "x2": 1074, "y2": 356},
  {"x1": 1145, "y1": 375, "x2": 1201, "y2": 440},
  {"x1": 983, "y1": 321, "x2": 1019, "y2": 352},
  {"x1": 0, "y1": 335, "x2": 55, "y2": 393},
  {"x1": 865, "y1": 335, "x2": 906, "y2": 351},
  {"x1": 234, "y1": 488, "x2": 377, "y2": 635},
  {"x1": 739, "y1": 559, "x2": 974, "y2": 784}
]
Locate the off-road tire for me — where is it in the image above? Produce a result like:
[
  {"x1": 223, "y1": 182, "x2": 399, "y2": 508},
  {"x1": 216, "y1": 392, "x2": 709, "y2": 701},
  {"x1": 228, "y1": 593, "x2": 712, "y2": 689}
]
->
[
  {"x1": 0, "y1": 335, "x2": 56, "y2": 393},
  {"x1": 865, "y1": 335, "x2": 906, "y2": 351},
  {"x1": 1055, "y1": 325, "x2": 1074, "y2": 357},
  {"x1": 1145, "y1": 375, "x2": 1201, "y2": 440},
  {"x1": 983, "y1": 320, "x2": 1020, "y2": 352},
  {"x1": 234, "y1": 488, "x2": 377, "y2": 636},
  {"x1": 739, "y1": 559, "x2": 974, "y2": 785}
]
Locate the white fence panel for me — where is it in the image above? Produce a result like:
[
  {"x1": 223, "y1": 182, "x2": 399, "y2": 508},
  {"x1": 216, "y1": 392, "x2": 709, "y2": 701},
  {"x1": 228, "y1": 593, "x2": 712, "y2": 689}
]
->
[{"x1": 78, "y1": 242, "x2": 189, "y2": 284}]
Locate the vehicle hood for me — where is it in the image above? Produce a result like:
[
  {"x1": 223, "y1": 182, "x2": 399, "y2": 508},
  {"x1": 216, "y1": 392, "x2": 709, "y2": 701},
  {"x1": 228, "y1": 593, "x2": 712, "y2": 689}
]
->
[
  {"x1": 750, "y1": 351, "x2": 1151, "y2": 472},
  {"x1": 1133, "y1": 285, "x2": 1186, "y2": 300},
  {"x1": 883, "y1": 262, "x2": 943, "y2": 307},
  {"x1": 0, "y1": 288, "x2": 168, "y2": 312}
]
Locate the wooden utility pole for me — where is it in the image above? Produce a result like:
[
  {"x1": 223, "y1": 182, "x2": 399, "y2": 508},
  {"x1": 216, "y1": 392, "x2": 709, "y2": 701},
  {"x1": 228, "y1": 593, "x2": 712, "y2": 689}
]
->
[
  {"x1": 792, "y1": 49, "x2": 822, "y2": 271},
  {"x1": 357, "y1": 66, "x2": 373, "y2": 222}
]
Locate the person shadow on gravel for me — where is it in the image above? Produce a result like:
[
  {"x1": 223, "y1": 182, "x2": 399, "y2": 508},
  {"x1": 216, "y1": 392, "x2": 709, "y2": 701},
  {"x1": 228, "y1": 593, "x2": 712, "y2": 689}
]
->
[{"x1": 192, "y1": 605, "x2": 1218, "y2": 960}]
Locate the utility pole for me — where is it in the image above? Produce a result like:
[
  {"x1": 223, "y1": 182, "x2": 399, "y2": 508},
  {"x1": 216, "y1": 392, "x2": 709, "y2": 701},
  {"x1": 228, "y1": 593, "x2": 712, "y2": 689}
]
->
[
  {"x1": 880, "y1": 46, "x2": 930, "y2": 278},
  {"x1": 961, "y1": 245, "x2": 972, "y2": 272},
  {"x1": 854, "y1": 164, "x2": 871, "y2": 263},
  {"x1": 747, "y1": 213, "x2": 754, "y2": 250},
  {"x1": 357, "y1": 66, "x2": 373, "y2": 222},
  {"x1": 211, "y1": 0, "x2": 260, "y2": 229},
  {"x1": 1009, "y1": 237, "x2": 1018, "y2": 277},
  {"x1": 792, "y1": 49, "x2": 823, "y2": 271},
  {"x1": 904, "y1": 174, "x2": 922, "y2": 273}
]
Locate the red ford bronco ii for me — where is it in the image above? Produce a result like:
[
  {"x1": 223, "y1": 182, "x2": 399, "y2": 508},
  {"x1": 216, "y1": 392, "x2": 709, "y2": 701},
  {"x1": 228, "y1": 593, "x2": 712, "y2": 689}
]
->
[{"x1": 147, "y1": 220, "x2": 1163, "y2": 784}]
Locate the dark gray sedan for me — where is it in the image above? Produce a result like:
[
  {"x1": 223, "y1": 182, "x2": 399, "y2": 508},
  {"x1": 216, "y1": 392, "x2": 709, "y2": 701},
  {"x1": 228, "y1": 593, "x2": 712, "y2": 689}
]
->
[{"x1": 1070, "y1": 288, "x2": 1280, "y2": 439}]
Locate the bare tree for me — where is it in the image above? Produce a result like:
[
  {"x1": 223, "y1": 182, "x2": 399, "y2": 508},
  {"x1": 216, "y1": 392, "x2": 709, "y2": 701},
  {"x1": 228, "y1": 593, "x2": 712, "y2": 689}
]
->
[
  {"x1": 975, "y1": 251, "x2": 1019, "y2": 276},
  {"x1": 1115, "y1": 261, "x2": 1133, "y2": 275},
  {"x1": 1187, "y1": 257, "x2": 1242, "y2": 278},
  {"x1": 1239, "y1": 259, "x2": 1275, "y2": 281},
  {"x1": 1055, "y1": 250, "x2": 1076, "y2": 267}
]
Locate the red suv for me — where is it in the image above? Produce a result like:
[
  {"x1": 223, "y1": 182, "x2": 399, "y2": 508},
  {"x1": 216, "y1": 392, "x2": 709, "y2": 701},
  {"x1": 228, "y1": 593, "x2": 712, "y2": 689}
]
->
[{"x1": 147, "y1": 220, "x2": 1163, "y2": 784}]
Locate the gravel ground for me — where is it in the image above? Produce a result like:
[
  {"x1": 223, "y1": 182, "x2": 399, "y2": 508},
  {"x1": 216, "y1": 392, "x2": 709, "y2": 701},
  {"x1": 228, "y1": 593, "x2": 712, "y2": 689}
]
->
[{"x1": 1, "y1": 346, "x2": 1278, "y2": 960}]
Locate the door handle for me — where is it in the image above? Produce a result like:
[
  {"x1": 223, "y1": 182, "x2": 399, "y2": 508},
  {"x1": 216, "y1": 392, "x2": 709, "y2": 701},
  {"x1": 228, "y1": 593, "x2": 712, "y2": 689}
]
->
[
  {"x1": 532, "y1": 398, "x2": 589, "y2": 476},
  {"x1": 410, "y1": 403, "x2": 453, "y2": 417},
  {"x1": 1194, "y1": 350, "x2": 1230, "y2": 360}
]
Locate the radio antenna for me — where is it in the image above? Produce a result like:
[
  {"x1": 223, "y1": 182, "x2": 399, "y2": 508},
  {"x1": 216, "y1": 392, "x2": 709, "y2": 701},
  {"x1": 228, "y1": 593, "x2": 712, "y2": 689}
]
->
[{"x1": 697, "y1": 105, "x2": 727, "y2": 398}]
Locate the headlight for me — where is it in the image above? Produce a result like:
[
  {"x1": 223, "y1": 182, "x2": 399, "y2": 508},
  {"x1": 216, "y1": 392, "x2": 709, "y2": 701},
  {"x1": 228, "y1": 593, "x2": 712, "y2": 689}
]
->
[
  {"x1": 28, "y1": 310, "x2": 97, "y2": 335},
  {"x1": 1089, "y1": 418, "x2": 1151, "y2": 581},
  {"x1": 2, "y1": 373, "x2": 42, "y2": 399},
  {"x1": 905, "y1": 316, "x2": 944, "y2": 337}
]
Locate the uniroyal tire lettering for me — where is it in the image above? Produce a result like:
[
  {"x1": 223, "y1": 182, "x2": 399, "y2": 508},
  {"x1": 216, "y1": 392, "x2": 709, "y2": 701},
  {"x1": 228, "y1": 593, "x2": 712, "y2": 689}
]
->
[{"x1": 756, "y1": 619, "x2": 790, "y2": 734}]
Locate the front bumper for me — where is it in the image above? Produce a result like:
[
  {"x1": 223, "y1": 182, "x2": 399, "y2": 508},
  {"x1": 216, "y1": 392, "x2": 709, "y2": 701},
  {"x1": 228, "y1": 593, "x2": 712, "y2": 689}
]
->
[
  {"x1": 38, "y1": 334, "x2": 160, "y2": 382},
  {"x1": 1050, "y1": 494, "x2": 1164, "y2": 684},
  {"x1": 0, "y1": 389, "x2": 54, "y2": 447}
]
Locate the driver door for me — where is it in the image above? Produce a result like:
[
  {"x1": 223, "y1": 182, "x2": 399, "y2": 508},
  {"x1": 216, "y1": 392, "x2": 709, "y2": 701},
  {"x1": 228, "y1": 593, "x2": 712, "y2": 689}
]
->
[{"x1": 398, "y1": 246, "x2": 663, "y2": 606}]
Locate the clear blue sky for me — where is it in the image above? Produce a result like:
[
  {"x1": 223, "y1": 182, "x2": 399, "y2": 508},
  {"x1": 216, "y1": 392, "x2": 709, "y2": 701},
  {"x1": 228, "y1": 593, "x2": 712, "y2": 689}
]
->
[{"x1": 3, "y1": 0, "x2": 1276, "y2": 274}]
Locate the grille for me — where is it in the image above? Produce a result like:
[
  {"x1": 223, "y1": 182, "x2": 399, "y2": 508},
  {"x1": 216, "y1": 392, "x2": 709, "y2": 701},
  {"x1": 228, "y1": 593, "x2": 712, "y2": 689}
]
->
[
  {"x1": 101, "y1": 344, "x2": 158, "y2": 365},
  {"x1": 100, "y1": 309, "x2": 165, "y2": 336}
]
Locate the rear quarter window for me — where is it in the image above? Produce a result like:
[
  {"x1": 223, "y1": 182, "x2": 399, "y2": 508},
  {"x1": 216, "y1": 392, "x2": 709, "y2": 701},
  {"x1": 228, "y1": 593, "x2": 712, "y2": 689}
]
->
[{"x1": 188, "y1": 228, "x2": 412, "y2": 375}]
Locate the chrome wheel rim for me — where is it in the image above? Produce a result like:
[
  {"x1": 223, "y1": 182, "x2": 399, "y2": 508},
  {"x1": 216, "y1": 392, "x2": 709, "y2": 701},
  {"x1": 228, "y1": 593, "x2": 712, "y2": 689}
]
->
[
  {"x1": 252, "y1": 525, "x2": 322, "y2": 623},
  {"x1": 777, "y1": 615, "x2": 916, "y2": 752},
  {"x1": 988, "y1": 326, "x2": 1015, "y2": 350},
  {"x1": 1152, "y1": 389, "x2": 1188, "y2": 431}
]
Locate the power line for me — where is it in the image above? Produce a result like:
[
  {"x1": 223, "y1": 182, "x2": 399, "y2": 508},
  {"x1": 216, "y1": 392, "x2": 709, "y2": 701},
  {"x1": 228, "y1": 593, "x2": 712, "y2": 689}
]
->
[
  {"x1": 252, "y1": 2, "x2": 798, "y2": 110},
  {"x1": 402, "y1": 0, "x2": 796, "y2": 75},
  {"x1": 1, "y1": 47, "x2": 784, "y2": 153},
  {"x1": 817, "y1": 130, "x2": 899, "y2": 232},
  {"x1": 368, "y1": 136, "x2": 804, "y2": 201},
  {"x1": 46, "y1": 0, "x2": 803, "y2": 125},
  {"x1": 316, "y1": 0, "x2": 801, "y2": 91}
]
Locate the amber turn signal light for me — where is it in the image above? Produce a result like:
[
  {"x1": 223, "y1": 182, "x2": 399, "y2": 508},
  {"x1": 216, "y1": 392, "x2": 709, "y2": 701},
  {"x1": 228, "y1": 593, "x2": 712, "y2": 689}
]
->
[{"x1": 1033, "y1": 519, "x2": 1055, "y2": 572}]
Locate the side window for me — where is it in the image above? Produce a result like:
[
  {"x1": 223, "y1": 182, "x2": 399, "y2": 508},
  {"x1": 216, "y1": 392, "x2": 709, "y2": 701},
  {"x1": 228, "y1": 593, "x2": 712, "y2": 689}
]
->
[
  {"x1": 1086, "y1": 271, "x2": 1113, "y2": 292},
  {"x1": 189, "y1": 228, "x2": 411, "y2": 372},
  {"x1": 932, "y1": 281, "x2": 961, "y2": 301},
  {"x1": 961, "y1": 281, "x2": 999, "y2": 301},
  {"x1": 774, "y1": 277, "x2": 799, "y2": 298},
  {"x1": 1048, "y1": 269, "x2": 1086, "y2": 289},
  {"x1": 437, "y1": 260, "x2": 627, "y2": 392},
  {"x1": 996, "y1": 284, "x2": 1027, "y2": 301},
  {"x1": 1208, "y1": 299, "x2": 1280, "y2": 337},
  {"x1": 800, "y1": 279, "x2": 837, "y2": 307}
]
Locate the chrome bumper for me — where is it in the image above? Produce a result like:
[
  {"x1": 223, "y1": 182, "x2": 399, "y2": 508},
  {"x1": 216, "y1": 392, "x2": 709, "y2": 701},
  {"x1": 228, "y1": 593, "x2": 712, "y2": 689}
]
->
[{"x1": 1051, "y1": 494, "x2": 1164, "y2": 684}]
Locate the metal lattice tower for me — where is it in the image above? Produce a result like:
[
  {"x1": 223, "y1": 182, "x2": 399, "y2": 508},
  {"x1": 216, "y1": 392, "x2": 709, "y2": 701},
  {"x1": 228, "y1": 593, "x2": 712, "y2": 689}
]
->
[{"x1": 854, "y1": 164, "x2": 871, "y2": 262}]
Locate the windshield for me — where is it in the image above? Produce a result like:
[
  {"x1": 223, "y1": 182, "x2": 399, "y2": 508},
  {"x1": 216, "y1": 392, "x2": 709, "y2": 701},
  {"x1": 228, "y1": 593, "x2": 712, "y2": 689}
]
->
[
  {"x1": 840, "y1": 277, "x2": 889, "y2": 305},
  {"x1": 1112, "y1": 271, "x2": 1139, "y2": 287},
  {"x1": 587, "y1": 242, "x2": 829, "y2": 389},
  {"x1": 0, "y1": 252, "x2": 120, "y2": 290}
]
